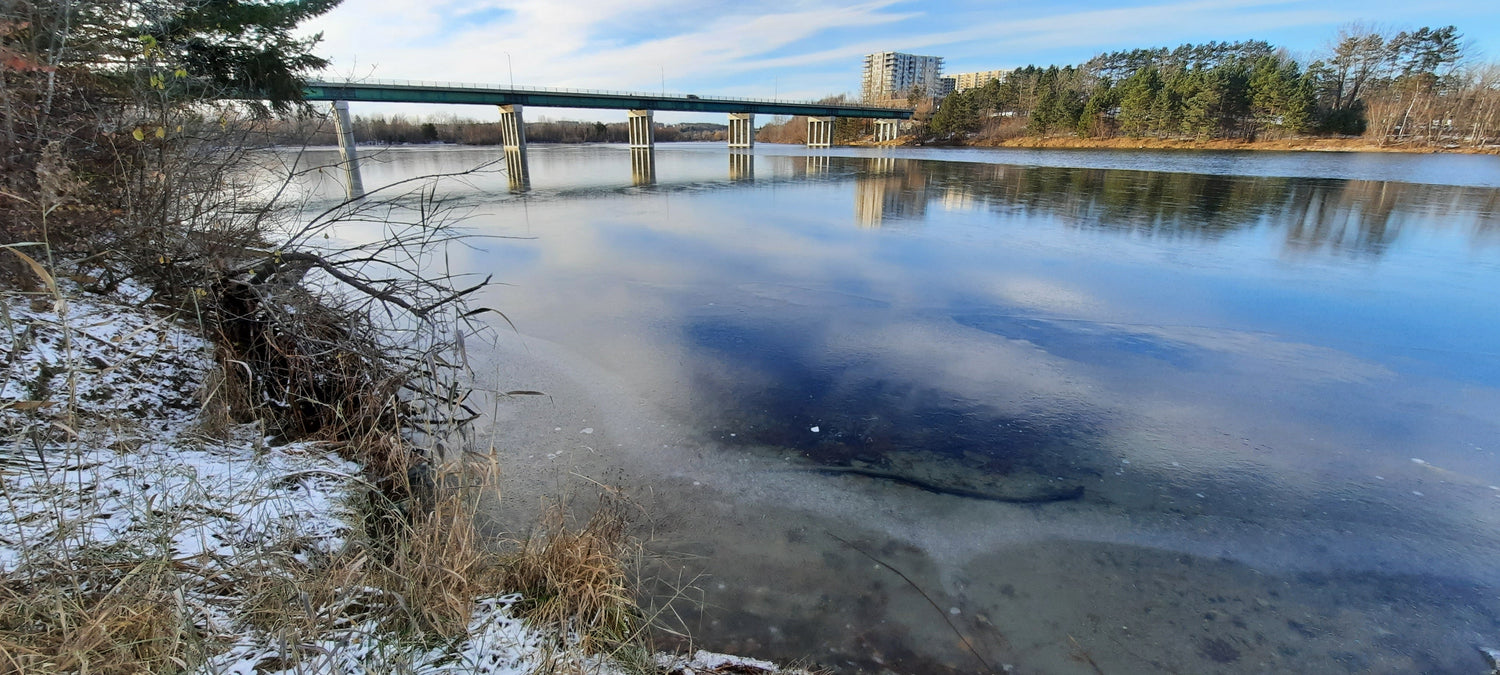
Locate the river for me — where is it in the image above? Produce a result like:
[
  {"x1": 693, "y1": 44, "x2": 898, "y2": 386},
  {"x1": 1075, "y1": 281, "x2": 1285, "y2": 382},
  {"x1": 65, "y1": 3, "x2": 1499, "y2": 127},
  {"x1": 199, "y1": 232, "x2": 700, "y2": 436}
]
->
[{"x1": 302, "y1": 142, "x2": 1500, "y2": 674}]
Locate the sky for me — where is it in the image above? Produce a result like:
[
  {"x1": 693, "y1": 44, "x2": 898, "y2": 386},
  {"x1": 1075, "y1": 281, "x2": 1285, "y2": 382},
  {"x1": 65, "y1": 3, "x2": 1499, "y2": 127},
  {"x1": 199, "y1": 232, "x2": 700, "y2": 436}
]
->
[{"x1": 300, "y1": 0, "x2": 1500, "y2": 123}]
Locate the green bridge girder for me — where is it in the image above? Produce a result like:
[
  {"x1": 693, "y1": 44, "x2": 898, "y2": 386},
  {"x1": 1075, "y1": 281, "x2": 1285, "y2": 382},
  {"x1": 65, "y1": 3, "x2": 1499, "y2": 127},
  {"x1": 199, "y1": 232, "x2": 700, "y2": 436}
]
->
[{"x1": 303, "y1": 80, "x2": 913, "y2": 120}]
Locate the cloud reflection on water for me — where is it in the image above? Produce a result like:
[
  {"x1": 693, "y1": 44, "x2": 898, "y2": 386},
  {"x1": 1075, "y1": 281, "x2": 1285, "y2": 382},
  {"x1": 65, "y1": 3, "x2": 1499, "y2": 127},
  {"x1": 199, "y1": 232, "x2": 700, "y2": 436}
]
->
[
  {"x1": 363, "y1": 144, "x2": 1500, "y2": 672},
  {"x1": 287, "y1": 143, "x2": 1500, "y2": 543}
]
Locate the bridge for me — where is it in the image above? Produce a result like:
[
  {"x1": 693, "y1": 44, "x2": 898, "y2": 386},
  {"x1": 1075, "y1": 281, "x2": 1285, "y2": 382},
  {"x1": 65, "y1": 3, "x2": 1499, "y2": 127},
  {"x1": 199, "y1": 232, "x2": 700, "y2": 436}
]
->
[{"x1": 305, "y1": 78, "x2": 913, "y2": 196}]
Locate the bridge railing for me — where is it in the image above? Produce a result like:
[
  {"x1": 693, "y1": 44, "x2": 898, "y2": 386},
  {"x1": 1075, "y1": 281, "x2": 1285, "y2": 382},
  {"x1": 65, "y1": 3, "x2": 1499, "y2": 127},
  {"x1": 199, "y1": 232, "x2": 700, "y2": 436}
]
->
[{"x1": 307, "y1": 77, "x2": 912, "y2": 113}]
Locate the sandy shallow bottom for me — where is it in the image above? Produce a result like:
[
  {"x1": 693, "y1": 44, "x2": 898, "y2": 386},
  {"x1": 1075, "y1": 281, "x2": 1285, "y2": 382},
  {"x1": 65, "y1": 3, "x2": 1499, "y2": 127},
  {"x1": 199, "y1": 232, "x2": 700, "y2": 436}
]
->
[{"x1": 466, "y1": 333, "x2": 1500, "y2": 675}]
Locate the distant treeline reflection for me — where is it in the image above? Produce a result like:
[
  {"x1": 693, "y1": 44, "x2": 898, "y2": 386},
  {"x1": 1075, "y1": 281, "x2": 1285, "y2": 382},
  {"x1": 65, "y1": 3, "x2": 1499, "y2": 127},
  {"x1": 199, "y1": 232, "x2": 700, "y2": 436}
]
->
[{"x1": 840, "y1": 157, "x2": 1500, "y2": 255}]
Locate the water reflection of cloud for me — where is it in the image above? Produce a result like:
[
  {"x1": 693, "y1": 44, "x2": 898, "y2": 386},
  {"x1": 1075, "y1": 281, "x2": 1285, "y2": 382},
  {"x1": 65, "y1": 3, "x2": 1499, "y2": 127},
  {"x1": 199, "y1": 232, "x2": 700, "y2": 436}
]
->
[
  {"x1": 343, "y1": 146, "x2": 1499, "y2": 530},
  {"x1": 1135, "y1": 325, "x2": 1396, "y2": 384},
  {"x1": 974, "y1": 273, "x2": 1395, "y2": 385},
  {"x1": 988, "y1": 277, "x2": 1102, "y2": 315},
  {"x1": 826, "y1": 320, "x2": 1097, "y2": 413}
]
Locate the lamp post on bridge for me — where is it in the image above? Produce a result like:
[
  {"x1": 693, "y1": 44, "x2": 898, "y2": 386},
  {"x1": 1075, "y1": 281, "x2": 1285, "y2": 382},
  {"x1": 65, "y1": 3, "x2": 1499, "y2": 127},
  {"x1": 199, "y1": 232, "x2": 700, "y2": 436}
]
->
[{"x1": 503, "y1": 51, "x2": 514, "y2": 89}]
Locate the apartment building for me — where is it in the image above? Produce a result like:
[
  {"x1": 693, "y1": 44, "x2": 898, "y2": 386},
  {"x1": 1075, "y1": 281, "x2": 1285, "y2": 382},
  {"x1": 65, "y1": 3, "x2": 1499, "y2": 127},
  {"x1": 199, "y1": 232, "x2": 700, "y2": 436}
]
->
[
  {"x1": 862, "y1": 52, "x2": 945, "y2": 103},
  {"x1": 949, "y1": 69, "x2": 1009, "y2": 93}
]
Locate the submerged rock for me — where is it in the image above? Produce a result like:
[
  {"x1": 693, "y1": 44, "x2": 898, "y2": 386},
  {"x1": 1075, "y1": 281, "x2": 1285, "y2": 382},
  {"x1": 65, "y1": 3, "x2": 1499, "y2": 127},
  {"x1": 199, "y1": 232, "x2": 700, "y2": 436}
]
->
[{"x1": 807, "y1": 465, "x2": 1085, "y2": 503}]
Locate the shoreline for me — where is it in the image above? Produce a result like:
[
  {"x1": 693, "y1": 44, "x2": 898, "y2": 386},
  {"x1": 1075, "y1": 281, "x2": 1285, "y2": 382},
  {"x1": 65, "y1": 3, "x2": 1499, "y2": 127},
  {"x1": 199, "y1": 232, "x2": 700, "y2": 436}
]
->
[
  {"x1": 290, "y1": 135, "x2": 1500, "y2": 156},
  {"x1": 859, "y1": 134, "x2": 1500, "y2": 155}
]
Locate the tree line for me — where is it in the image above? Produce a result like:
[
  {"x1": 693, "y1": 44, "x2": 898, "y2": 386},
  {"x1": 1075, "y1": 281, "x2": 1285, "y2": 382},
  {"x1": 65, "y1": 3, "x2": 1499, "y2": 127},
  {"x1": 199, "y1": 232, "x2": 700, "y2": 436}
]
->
[
  {"x1": 928, "y1": 26, "x2": 1499, "y2": 146},
  {"x1": 260, "y1": 114, "x2": 729, "y2": 146},
  {"x1": 753, "y1": 94, "x2": 892, "y2": 144}
]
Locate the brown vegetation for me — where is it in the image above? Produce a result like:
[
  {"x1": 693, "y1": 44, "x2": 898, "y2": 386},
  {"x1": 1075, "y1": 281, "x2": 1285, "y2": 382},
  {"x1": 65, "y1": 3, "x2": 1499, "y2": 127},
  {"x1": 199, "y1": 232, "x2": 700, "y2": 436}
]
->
[
  {"x1": 500, "y1": 495, "x2": 638, "y2": 651},
  {"x1": 1, "y1": 1, "x2": 657, "y2": 672},
  {"x1": 961, "y1": 134, "x2": 1500, "y2": 154},
  {"x1": 0, "y1": 559, "x2": 199, "y2": 674},
  {"x1": 755, "y1": 95, "x2": 879, "y2": 145}
]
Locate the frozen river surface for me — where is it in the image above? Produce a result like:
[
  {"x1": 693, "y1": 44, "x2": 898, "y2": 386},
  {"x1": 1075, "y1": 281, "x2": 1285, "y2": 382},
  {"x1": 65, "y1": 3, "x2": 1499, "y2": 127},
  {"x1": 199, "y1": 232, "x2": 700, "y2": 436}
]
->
[{"x1": 305, "y1": 143, "x2": 1500, "y2": 674}]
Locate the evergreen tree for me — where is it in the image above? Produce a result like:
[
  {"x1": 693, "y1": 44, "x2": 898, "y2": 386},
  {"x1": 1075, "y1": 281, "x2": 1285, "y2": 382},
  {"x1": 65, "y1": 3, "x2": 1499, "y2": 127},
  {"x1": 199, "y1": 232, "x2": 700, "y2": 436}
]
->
[
  {"x1": 59, "y1": 0, "x2": 343, "y2": 111},
  {"x1": 1249, "y1": 55, "x2": 1313, "y2": 135},
  {"x1": 1028, "y1": 86, "x2": 1057, "y2": 134},
  {"x1": 1153, "y1": 69, "x2": 1192, "y2": 135},
  {"x1": 1117, "y1": 67, "x2": 1161, "y2": 136},
  {"x1": 1078, "y1": 79, "x2": 1115, "y2": 136},
  {"x1": 930, "y1": 89, "x2": 981, "y2": 135}
]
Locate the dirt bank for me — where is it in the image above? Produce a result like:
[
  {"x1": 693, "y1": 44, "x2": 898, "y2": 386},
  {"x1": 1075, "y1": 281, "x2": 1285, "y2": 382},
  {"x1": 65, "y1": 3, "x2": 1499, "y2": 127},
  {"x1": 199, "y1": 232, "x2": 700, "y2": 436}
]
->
[{"x1": 856, "y1": 135, "x2": 1500, "y2": 155}]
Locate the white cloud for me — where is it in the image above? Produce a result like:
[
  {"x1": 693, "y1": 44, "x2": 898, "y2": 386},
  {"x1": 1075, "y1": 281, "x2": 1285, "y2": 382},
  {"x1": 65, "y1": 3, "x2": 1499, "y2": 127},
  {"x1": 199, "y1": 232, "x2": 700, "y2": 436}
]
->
[
  {"x1": 300, "y1": 0, "x2": 1493, "y2": 119},
  {"x1": 305, "y1": 0, "x2": 910, "y2": 92}
]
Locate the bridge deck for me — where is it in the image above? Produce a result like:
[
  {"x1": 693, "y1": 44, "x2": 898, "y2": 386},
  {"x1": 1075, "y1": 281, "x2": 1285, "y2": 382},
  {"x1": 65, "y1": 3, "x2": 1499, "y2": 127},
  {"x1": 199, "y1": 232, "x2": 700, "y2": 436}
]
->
[{"x1": 304, "y1": 79, "x2": 913, "y2": 119}]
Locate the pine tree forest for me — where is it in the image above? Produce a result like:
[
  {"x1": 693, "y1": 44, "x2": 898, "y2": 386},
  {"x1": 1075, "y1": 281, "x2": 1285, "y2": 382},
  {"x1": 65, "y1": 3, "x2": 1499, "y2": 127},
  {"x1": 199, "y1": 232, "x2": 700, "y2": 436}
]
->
[{"x1": 928, "y1": 26, "x2": 1499, "y2": 147}]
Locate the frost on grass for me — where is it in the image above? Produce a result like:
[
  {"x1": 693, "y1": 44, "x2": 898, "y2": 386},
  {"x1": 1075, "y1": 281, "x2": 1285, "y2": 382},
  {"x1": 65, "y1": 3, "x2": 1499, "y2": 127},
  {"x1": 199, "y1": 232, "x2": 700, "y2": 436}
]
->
[
  {"x1": 0, "y1": 286, "x2": 358, "y2": 574},
  {"x1": 204, "y1": 595, "x2": 550, "y2": 675},
  {"x1": 1, "y1": 285, "x2": 364, "y2": 667},
  {"x1": 1, "y1": 280, "x2": 203, "y2": 421}
]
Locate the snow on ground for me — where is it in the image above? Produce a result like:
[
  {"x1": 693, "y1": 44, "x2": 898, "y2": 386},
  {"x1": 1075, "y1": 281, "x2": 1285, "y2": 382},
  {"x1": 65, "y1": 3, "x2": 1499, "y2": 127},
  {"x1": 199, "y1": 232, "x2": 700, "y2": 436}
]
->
[
  {"x1": 0, "y1": 284, "x2": 807, "y2": 674},
  {"x1": 0, "y1": 283, "x2": 357, "y2": 573}
]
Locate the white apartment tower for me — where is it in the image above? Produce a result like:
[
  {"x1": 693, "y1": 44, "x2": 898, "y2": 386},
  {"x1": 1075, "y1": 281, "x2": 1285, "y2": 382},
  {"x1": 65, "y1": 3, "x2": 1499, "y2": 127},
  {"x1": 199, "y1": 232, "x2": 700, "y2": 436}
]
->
[{"x1": 862, "y1": 52, "x2": 945, "y2": 103}]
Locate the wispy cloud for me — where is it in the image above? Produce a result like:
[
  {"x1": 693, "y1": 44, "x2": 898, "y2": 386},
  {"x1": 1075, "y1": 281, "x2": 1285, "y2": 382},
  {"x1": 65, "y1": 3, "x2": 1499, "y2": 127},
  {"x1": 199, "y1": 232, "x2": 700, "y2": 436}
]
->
[
  {"x1": 301, "y1": 0, "x2": 1500, "y2": 117},
  {"x1": 307, "y1": 0, "x2": 910, "y2": 90}
]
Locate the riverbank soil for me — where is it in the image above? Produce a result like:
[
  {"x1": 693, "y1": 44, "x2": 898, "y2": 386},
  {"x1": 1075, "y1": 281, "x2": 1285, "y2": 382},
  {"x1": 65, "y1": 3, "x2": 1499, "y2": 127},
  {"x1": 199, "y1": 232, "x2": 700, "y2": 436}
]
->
[{"x1": 941, "y1": 135, "x2": 1499, "y2": 154}]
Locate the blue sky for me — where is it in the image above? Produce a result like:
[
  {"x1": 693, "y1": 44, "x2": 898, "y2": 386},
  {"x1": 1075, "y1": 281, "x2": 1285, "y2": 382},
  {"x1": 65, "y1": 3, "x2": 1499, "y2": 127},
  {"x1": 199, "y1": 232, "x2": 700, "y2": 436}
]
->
[{"x1": 303, "y1": 0, "x2": 1500, "y2": 122}]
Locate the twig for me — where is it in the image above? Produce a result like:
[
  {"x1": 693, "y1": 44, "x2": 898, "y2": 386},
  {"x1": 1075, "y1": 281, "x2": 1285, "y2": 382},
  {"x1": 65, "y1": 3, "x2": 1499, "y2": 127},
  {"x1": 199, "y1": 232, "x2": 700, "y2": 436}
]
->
[
  {"x1": 826, "y1": 531, "x2": 996, "y2": 673},
  {"x1": 1069, "y1": 634, "x2": 1106, "y2": 675}
]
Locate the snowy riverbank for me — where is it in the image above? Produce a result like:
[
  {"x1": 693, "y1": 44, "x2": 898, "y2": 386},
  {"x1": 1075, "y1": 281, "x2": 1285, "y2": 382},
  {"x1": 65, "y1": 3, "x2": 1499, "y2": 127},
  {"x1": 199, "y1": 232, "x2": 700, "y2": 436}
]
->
[{"x1": 0, "y1": 282, "x2": 805, "y2": 674}]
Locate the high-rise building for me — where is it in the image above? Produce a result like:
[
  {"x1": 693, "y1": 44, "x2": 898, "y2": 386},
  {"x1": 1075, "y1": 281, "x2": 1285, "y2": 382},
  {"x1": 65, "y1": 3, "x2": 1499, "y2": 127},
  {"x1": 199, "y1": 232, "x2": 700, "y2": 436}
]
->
[
  {"x1": 862, "y1": 52, "x2": 945, "y2": 104},
  {"x1": 949, "y1": 70, "x2": 1009, "y2": 93}
]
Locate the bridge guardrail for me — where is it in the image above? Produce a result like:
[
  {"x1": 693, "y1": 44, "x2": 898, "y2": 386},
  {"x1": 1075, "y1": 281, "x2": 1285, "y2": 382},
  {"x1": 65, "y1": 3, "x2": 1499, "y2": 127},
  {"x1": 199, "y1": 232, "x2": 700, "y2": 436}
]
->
[{"x1": 307, "y1": 77, "x2": 912, "y2": 113}]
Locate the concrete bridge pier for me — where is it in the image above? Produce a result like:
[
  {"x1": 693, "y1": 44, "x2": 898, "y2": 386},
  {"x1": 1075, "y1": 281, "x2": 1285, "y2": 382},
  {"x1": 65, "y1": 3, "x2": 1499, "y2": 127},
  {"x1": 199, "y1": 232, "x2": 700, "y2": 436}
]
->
[
  {"x1": 497, "y1": 104, "x2": 530, "y2": 189},
  {"x1": 874, "y1": 119, "x2": 901, "y2": 143},
  {"x1": 728, "y1": 113, "x2": 755, "y2": 148},
  {"x1": 628, "y1": 110, "x2": 655, "y2": 149},
  {"x1": 329, "y1": 101, "x2": 364, "y2": 199},
  {"x1": 807, "y1": 116, "x2": 834, "y2": 148}
]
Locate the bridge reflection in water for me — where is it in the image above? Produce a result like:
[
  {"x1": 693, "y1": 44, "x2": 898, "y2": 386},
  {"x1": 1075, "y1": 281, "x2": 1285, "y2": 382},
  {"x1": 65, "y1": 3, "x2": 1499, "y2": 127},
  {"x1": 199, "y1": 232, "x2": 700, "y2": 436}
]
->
[
  {"x1": 729, "y1": 152, "x2": 754, "y2": 182},
  {"x1": 342, "y1": 146, "x2": 1494, "y2": 257},
  {"x1": 630, "y1": 148, "x2": 656, "y2": 186}
]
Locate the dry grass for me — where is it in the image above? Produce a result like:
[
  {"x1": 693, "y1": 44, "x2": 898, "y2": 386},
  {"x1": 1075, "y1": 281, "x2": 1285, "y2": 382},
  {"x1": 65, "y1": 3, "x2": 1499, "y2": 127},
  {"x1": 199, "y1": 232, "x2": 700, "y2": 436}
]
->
[
  {"x1": 499, "y1": 495, "x2": 639, "y2": 653},
  {"x1": 968, "y1": 133, "x2": 1500, "y2": 154},
  {"x1": 237, "y1": 488, "x2": 502, "y2": 641},
  {"x1": 0, "y1": 560, "x2": 200, "y2": 675},
  {"x1": 372, "y1": 489, "x2": 504, "y2": 637},
  {"x1": 228, "y1": 465, "x2": 645, "y2": 668},
  {"x1": 1, "y1": 226, "x2": 654, "y2": 673}
]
